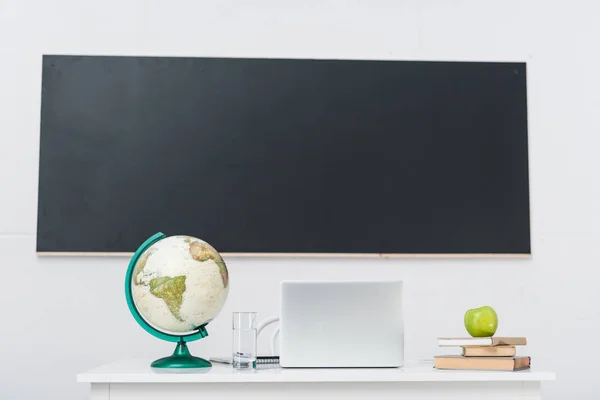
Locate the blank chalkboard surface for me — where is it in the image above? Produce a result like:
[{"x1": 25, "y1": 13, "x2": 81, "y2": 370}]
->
[{"x1": 37, "y1": 55, "x2": 530, "y2": 255}]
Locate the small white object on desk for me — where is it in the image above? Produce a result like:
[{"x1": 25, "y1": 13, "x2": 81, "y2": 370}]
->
[{"x1": 78, "y1": 359, "x2": 555, "y2": 400}]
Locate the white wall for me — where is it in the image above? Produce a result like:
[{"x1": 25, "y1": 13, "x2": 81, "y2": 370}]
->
[{"x1": 1, "y1": 0, "x2": 599, "y2": 398}]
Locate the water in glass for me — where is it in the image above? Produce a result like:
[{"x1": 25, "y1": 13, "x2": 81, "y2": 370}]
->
[{"x1": 233, "y1": 328, "x2": 257, "y2": 369}]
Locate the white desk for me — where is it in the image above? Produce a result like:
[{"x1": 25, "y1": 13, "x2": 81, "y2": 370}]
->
[{"x1": 78, "y1": 359, "x2": 555, "y2": 400}]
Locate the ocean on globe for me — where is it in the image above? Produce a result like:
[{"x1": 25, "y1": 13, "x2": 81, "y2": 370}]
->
[{"x1": 130, "y1": 235, "x2": 229, "y2": 335}]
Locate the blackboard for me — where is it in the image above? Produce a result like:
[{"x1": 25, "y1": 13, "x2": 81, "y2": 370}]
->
[{"x1": 37, "y1": 55, "x2": 530, "y2": 255}]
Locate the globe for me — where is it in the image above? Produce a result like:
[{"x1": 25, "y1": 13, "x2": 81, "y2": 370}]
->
[{"x1": 125, "y1": 232, "x2": 229, "y2": 368}]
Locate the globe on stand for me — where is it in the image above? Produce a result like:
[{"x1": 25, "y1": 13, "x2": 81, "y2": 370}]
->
[{"x1": 125, "y1": 232, "x2": 229, "y2": 368}]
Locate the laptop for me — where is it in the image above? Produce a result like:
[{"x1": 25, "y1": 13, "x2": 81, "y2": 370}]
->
[{"x1": 279, "y1": 280, "x2": 404, "y2": 368}]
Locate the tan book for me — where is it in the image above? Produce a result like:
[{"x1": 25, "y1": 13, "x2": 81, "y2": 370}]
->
[
  {"x1": 438, "y1": 337, "x2": 527, "y2": 347},
  {"x1": 461, "y1": 346, "x2": 516, "y2": 357},
  {"x1": 434, "y1": 355, "x2": 530, "y2": 371},
  {"x1": 433, "y1": 356, "x2": 531, "y2": 371}
]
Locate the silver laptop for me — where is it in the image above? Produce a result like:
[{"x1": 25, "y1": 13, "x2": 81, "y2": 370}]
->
[{"x1": 279, "y1": 280, "x2": 404, "y2": 368}]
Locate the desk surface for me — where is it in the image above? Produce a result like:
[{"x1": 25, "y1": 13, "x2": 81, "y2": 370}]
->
[{"x1": 77, "y1": 359, "x2": 556, "y2": 384}]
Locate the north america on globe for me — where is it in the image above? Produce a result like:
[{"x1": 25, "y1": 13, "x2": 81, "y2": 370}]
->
[{"x1": 131, "y1": 235, "x2": 229, "y2": 334}]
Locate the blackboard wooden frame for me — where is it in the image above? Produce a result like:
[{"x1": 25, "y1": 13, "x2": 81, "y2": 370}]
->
[{"x1": 36, "y1": 252, "x2": 529, "y2": 258}]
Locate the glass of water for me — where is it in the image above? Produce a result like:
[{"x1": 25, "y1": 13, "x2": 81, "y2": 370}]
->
[{"x1": 232, "y1": 312, "x2": 257, "y2": 369}]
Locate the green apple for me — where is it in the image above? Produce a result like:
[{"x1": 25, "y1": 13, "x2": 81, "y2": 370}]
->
[{"x1": 464, "y1": 306, "x2": 498, "y2": 337}]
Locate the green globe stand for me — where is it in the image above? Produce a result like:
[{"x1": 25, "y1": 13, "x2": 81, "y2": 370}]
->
[
  {"x1": 151, "y1": 329, "x2": 211, "y2": 369},
  {"x1": 126, "y1": 232, "x2": 213, "y2": 369}
]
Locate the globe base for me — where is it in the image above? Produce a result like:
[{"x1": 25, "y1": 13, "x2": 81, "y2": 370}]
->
[{"x1": 151, "y1": 338, "x2": 212, "y2": 369}]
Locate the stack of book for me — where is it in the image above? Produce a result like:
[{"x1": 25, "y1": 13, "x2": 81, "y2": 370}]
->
[{"x1": 434, "y1": 337, "x2": 530, "y2": 371}]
